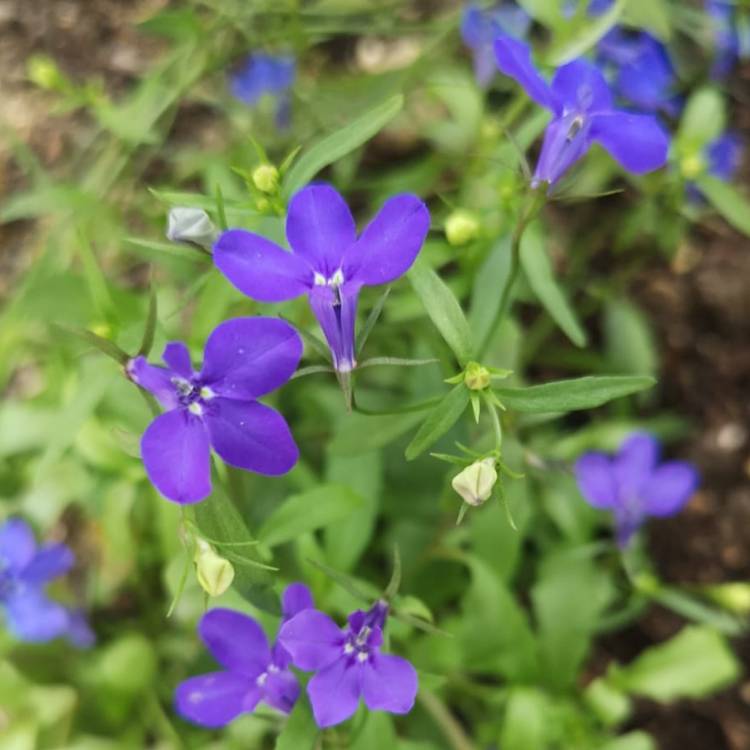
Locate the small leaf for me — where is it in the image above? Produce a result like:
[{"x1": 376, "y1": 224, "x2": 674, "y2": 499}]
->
[
  {"x1": 274, "y1": 699, "x2": 318, "y2": 750},
  {"x1": 138, "y1": 288, "x2": 158, "y2": 357},
  {"x1": 521, "y1": 223, "x2": 587, "y2": 347},
  {"x1": 282, "y1": 94, "x2": 403, "y2": 199},
  {"x1": 258, "y1": 484, "x2": 363, "y2": 548},
  {"x1": 494, "y1": 375, "x2": 655, "y2": 413},
  {"x1": 695, "y1": 175, "x2": 750, "y2": 237},
  {"x1": 357, "y1": 286, "x2": 391, "y2": 356},
  {"x1": 405, "y1": 384, "x2": 470, "y2": 461},
  {"x1": 56, "y1": 324, "x2": 130, "y2": 365},
  {"x1": 408, "y1": 255, "x2": 474, "y2": 365},
  {"x1": 678, "y1": 88, "x2": 726, "y2": 148}
]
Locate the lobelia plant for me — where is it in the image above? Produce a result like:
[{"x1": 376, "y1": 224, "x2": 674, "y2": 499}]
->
[{"x1": 230, "y1": 53, "x2": 296, "y2": 126}]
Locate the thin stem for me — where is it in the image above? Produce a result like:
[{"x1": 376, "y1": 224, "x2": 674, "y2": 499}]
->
[
  {"x1": 484, "y1": 393, "x2": 503, "y2": 449},
  {"x1": 418, "y1": 690, "x2": 477, "y2": 750}
]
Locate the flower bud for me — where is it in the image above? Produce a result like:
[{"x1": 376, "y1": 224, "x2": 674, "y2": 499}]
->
[
  {"x1": 28, "y1": 55, "x2": 64, "y2": 90},
  {"x1": 452, "y1": 458, "x2": 497, "y2": 507},
  {"x1": 704, "y1": 582, "x2": 750, "y2": 615},
  {"x1": 166, "y1": 207, "x2": 217, "y2": 250},
  {"x1": 464, "y1": 361, "x2": 491, "y2": 391},
  {"x1": 252, "y1": 164, "x2": 280, "y2": 194},
  {"x1": 445, "y1": 210, "x2": 480, "y2": 247},
  {"x1": 194, "y1": 540, "x2": 234, "y2": 597},
  {"x1": 680, "y1": 152, "x2": 705, "y2": 180}
]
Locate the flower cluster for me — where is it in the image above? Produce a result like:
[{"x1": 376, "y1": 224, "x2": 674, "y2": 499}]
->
[{"x1": 0, "y1": 518, "x2": 93, "y2": 646}]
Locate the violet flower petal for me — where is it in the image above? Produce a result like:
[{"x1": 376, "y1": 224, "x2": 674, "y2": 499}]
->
[
  {"x1": 307, "y1": 659, "x2": 361, "y2": 728},
  {"x1": 282, "y1": 583, "x2": 314, "y2": 620},
  {"x1": 574, "y1": 453, "x2": 618, "y2": 508},
  {"x1": 199, "y1": 609, "x2": 271, "y2": 677},
  {"x1": 21, "y1": 543, "x2": 74, "y2": 585},
  {"x1": 162, "y1": 342, "x2": 193, "y2": 378},
  {"x1": 263, "y1": 668, "x2": 300, "y2": 714},
  {"x1": 494, "y1": 35, "x2": 558, "y2": 113},
  {"x1": 175, "y1": 672, "x2": 260, "y2": 728},
  {"x1": 343, "y1": 194, "x2": 430, "y2": 286},
  {"x1": 0, "y1": 519, "x2": 36, "y2": 572},
  {"x1": 612, "y1": 432, "x2": 660, "y2": 495},
  {"x1": 127, "y1": 357, "x2": 180, "y2": 409},
  {"x1": 141, "y1": 410, "x2": 212, "y2": 504},
  {"x1": 551, "y1": 59, "x2": 613, "y2": 112},
  {"x1": 5, "y1": 589, "x2": 70, "y2": 642},
  {"x1": 204, "y1": 398, "x2": 298, "y2": 476},
  {"x1": 533, "y1": 114, "x2": 592, "y2": 186},
  {"x1": 200, "y1": 317, "x2": 303, "y2": 400},
  {"x1": 641, "y1": 461, "x2": 699, "y2": 516},
  {"x1": 308, "y1": 283, "x2": 359, "y2": 373},
  {"x1": 278, "y1": 609, "x2": 344, "y2": 670},
  {"x1": 590, "y1": 111, "x2": 669, "y2": 173},
  {"x1": 286, "y1": 185, "x2": 356, "y2": 277},
  {"x1": 214, "y1": 229, "x2": 312, "y2": 303},
  {"x1": 361, "y1": 653, "x2": 418, "y2": 714}
]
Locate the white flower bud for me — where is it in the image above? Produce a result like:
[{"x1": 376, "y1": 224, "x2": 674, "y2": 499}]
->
[
  {"x1": 445, "y1": 210, "x2": 480, "y2": 247},
  {"x1": 166, "y1": 207, "x2": 217, "y2": 250},
  {"x1": 194, "y1": 539, "x2": 234, "y2": 597},
  {"x1": 451, "y1": 458, "x2": 498, "y2": 507}
]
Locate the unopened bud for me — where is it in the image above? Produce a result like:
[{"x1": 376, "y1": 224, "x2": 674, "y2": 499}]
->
[
  {"x1": 452, "y1": 458, "x2": 497, "y2": 507},
  {"x1": 464, "y1": 361, "x2": 491, "y2": 391},
  {"x1": 680, "y1": 152, "x2": 705, "y2": 180},
  {"x1": 166, "y1": 207, "x2": 217, "y2": 250},
  {"x1": 194, "y1": 540, "x2": 234, "y2": 597},
  {"x1": 704, "y1": 582, "x2": 750, "y2": 615},
  {"x1": 445, "y1": 210, "x2": 480, "y2": 247},
  {"x1": 28, "y1": 55, "x2": 64, "y2": 90},
  {"x1": 252, "y1": 164, "x2": 280, "y2": 194}
]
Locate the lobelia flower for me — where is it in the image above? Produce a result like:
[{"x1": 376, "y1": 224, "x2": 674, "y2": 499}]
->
[
  {"x1": 686, "y1": 131, "x2": 743, "y2": 203},
  {"x1": 175, "y1": 583, "x2": 314, "y2": 727},
  {"x1": 127, "y1": 317, "x2": 302, "y2": 504},
  {"x1": 279, "y1": 599, "x2": 418, "y2": 728},
  {"x1": 461, "y1": 2, "x2": 531, "y2": 86},
  {"x1": 213, "y1": 184, "x2": 430, "y2": 374},
  {"x1": 493, "y1": 36, "x2": 669, "y2": 189},
  {"x1": 0, "y1": 518, "x2": 92, "y2": 645},
  {"x1": 230, "y1": 54, "x2": 295, "y2": 127},
  {"x1": 574, "y1": 432, "x2": 699, "y2": 547},
  {"x1": 706, "y1": 0, "x2": 745, "y2": 79}
]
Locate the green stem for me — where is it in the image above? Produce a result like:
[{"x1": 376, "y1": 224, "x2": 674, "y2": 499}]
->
[{"x1": 418, "y1": 690, "x2": 477, "y2": 750}]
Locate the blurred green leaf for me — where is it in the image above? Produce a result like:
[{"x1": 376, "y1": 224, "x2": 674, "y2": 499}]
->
[
  {"x1": 330, "y1": 411, "x2": 425, "y2": 456},
  {"x1": 405, "y1": 384, "x2": 470, "y2": 461},
  {"x1": 678, "y1": 88, "x2": 726, "y2": 148},
  {"x1": 499, "y1": 687, "x2": 549, "y2": 750},
  {"x1": 695, "y1": 175, "x2": 750, "y2": 237},
  {"x1": 624, "y1": 0, "x2": 671, "y2": 39},
  {"x1": 604, "y1": 298, "x2": 657, "y2": 376},
  {"x1": 598, "y1": 732, "x2": 657, "y2": 750},
  {"x1": 275, "y1": 698, "x2": 318, "y2": 750}
]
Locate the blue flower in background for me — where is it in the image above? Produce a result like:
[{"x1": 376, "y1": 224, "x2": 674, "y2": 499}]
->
[
  {"x1": 493, "y1": 35, "x2": 669, "y2": 188},
  {"x1": 706, "y1": 0, "x2": 745, "y2": 79},
  {"x1": 461, "y1": 2, "x2": 531, "y2": 86},
  {"x1": 0, "y1": 518, "x2": 92, "y2": 645},
  {"x1": 230, "y1": 54, "x2": 295, "y2": 126},
  {"x1": 575, "y1": 433, "x2": 699, "y2": 547},
  {"x1": 686, "y1": 130, "x2": 743, "y2": 202}
]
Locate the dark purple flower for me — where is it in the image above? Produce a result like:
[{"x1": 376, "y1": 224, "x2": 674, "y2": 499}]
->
[
  {"x1": 493, "y1": 36, "x2": 670, "y2": 188},
  {"x1": 706, "y1": 0, "x2": 741, "y2": 79},
  {"x1": 175, "y1": 583, "x2": 313, "y2": 727},
  {"x1": 574, "y1": 433, "x2": 699, "y2": 547},
  {"x1": 0, "y1": 518, "x2": 89, "y2": 644},
  {"x1": 278, "y1": 599, "x2": 418, "y2": 728},
  {"x1": 128, "y1": 317, "x2": 302, "y2": 504},
  {"x1": 461, "y1": 2, "x2": 531, "y2": 86},
  {"x1": 706, "y1": 130, "x2": 743, "y2": 181},
  {"x1": 214, "y1": 185, "x2": 430, "y2": 373},
  {"x1": 230, "y1": 54, "x2": 295, "y2": 126}
]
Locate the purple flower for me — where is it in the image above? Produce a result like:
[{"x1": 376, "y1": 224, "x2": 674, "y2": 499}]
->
[
  {"x1": 706, "y1": 0, "x2": 742, "y2": 79},
  {"x1": 0, "y1": 518, "x2": 91, "y2": 645},
  {"x1": 128, "y1": 317, "x2": 302, "y2": 504},
  {"x1": 214, "y1": 185, "x2": 430, "y2": 373},
  {"x1": 574, "y1": 433, "x2": 699, "y2": 547},
  {"x1": 175, "y1": 583, "x2": 313, "y2": 727},
  {"x1": 230, "y1": 54, "x2": 295, "y2": 126},
  {"x1": 278, "y1": 599, "x2": 418, "y2": 728},
  {"x1": 706, "y1": 130, "x2": 743, "y2": 181},
  {"x1": 461, "y1": 2, "x2": 531, "y2": 86},
  {"x1": 493, "y1": 36, "x2": 670, "y2": 188}
]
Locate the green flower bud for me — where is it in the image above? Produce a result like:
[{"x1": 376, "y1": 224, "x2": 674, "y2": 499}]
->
[
  {"x1": 445, "y1": 210, "x2": 480, "y2": 247},
  {"x1": 194, "y1": 540, "x2": 234, "y2": 597},
  {"x1": 464, "y1": 361, "x2": 491, "y2": 391},
  {"x1": 166, "y1": 207, "x2": 217, "y2": 250},
  {"x1": 252, "y1": 164, "x2": 280, "y2": 194},
  {"x1": 27, "y1": 55, "x2": 64, "y2": 90},
  {"x1": 451, "y1": 458, "x2": 498, "y2": 507},
  {"x1": 680, "y1": 152, "x2": 705, "y2": 180},
  {"x1": 704, "y1": 582, "x2": 750, "y2": 615}
]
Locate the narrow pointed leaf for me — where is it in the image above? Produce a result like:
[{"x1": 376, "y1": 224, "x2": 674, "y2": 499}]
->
[{"x1": 405, "y1": 384, "x2": 470, "y2": 460}]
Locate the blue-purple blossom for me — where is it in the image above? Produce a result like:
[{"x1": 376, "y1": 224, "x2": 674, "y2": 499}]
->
[
  {"x1": 279, "y1": 599, "x2": 418, "y2": 728},
  {"x1": 0, "y1": 518, "x2": 92, "y2": 645},
  {"x1": 230, "y1": 54, "x2": 295, "y2": 126},
  {"x1": 214, "y1": 184, "x2": 430, "y2": 373},
  {"x1": 493, "y1": 35, "x2": 670, "y2": 188},
  {"x1": 128, "y1": 317, "x2": 302, "y2": 504},
  {"x1": 705, "y1": 131, "x2": 743, "y2": 181},
  {"x1": 175, "y1": 583, "x2": 313, "y2": 727},
  {"x1": 461, "y1": 2, "x2": 531, "y2": 86},
  {"x1": 575, "y1": 433, "x2": 699, "y2": 547},
  {"x1": 706, "y1": 0, "x2": 744, "y2": 79}
]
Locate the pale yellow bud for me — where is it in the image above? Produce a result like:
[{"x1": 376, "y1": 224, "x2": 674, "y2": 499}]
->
[
  {"x1": 252, "y1": 164, "x2": 280, "y2": 194},
  {"x1": 464, "y1": 361, "x2": 491, "y2": 391},
  {"x1": 452, "y1": 458, "x2": 497, "y2": 507},
  {"x1": 445, "y1": 210, "x2": 480, "y2": 247},
  {"x1": 704, "y1": 582, "x2": 750, "y2": 615},
  {"x1": 194, "y1": 540, "x2": 234, "y2": 597}
]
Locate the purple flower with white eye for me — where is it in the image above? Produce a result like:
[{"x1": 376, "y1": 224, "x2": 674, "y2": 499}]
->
[
  {"x1": 0, "y1": 518, "x2": 91, "y2": 645},
  {"x1": 175, "y1": 583, "x2": 313, "y2": 727},
  {"x1": 230, "y1": 54, "x2": 295, "y2": 127},
  {"x1": 493, "y1": 36, "x2": 670, "y2": 189},
  {"x1": 278, "y1": 599, "x2": 418, "y2": 728},
  {"x1": 575, "y1": 433, "x2": 699, "y2": 547},
  {"x1": 461, "y1": 2, "x2": 531, "y2": 86},
  {"x1": 213, "y1": 184, "x2": 430, "y2": 374},
  {"x1": 127, "y1": 317, "x2": 302, "y2": 505}
]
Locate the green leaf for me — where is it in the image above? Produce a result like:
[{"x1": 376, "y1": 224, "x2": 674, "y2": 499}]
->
[
  {"x1": 258, "y1": 484, "x2": 363, "y2": 548},
  {"x1": 695, "y1": 175, "x2": 750, "y2": 237},
  {"x1": 652, "y1": 586, "x2": 746, "y2": 637},
  {"x1": 604, "y1": 298, "x2": 657, "y2": 376},
  {"x1": 499, "y1": 688, "x2": 549, "y2": 750},
  {"x1": 469, "y1": 235, "x2": 513, "y2": 350},
  {"x1": 624, "y1": 0, "x2": 672, "y2": 39},
  {"x1": 351, "y1": 712, "x2": 397, "y2": 750},
  {"x1": 274, "y1": 699, "x2": 318, "y2": 750},
  {"x1": 408, "y1": 255, "x2": 474, "y2": 364},
  {"x1": 329, "y1": 411, "x2": 425, "y2": 456},
  {"x1": 678, "y1": 88, "x2": 726, "y2": 148},
  {"x1": 613, "y1": 626, "x2": 741, "y2": 701},
  {"x1": 521, "y1": 223, "x2": 587, "y2": 347},
  {"x1": 598, "y1": 732, "x2": 657, "y2": 750},
  {"x1": 495, "y1": 375, "x2": 655, "y2": 413},
  {"x1": 405, "y1": 384, "x2": 470, "y2": 461},
  {"x1": 282, "y1": 94, "x2": 403, "y2": 198}
]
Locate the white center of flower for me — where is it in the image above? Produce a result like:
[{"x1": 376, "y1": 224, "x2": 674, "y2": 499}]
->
[
  {"x1": 343, "y1": 643, "x2": 355, "y2": 655},
  {"x1": 313, "y1": 269, "x2": 345, "y2": 287},
  {"x1": 199, "y1": 386, "x2": 215, "y2": 401},
  {"x1": 188, "y1": 402, "x2": 203, "y2": 416},
  {"x1": 356, "y1": 651, "x2": 369, "y2": 663},
  {"x1": 256, "y1": 672, "x2": 268, "y2": 687}
]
